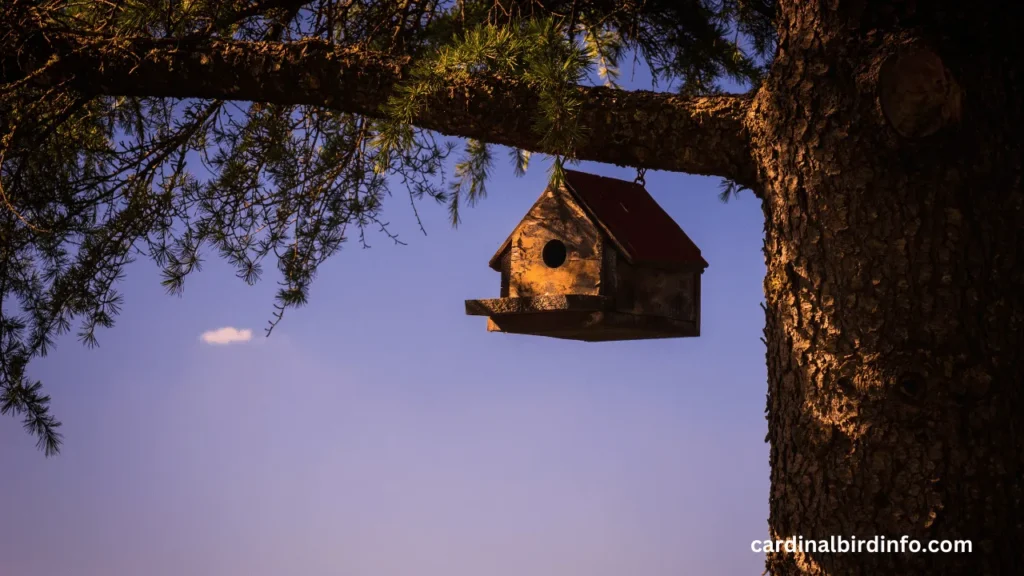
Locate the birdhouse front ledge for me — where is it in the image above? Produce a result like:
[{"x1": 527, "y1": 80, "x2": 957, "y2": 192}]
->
[{"x1": 464, "y1": 294, "x2": 701, "y2": 342}]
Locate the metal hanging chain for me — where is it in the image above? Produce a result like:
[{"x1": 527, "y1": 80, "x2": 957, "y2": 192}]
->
[{"x1": 634, "y1": 167, "x2": 647, "y2": 188}]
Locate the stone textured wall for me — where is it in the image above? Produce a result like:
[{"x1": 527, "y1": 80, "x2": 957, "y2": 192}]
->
[{"x1": 508, "y1": 189, "x2": 604, "y2": 297}]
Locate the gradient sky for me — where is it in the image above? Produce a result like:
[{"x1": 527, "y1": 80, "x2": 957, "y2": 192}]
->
[{"x1": 1, "y1": 78, "x2": 770, "y2": 575}]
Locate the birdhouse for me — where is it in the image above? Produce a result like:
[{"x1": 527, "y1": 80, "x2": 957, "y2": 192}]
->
[{"x1": 465, "y1": 170, "x2": 708, "y2": 341}]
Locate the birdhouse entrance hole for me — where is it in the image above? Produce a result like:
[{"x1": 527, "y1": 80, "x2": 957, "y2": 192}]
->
[{"x1": 542, "y1": 240, "x2": 567, "y2": 268}]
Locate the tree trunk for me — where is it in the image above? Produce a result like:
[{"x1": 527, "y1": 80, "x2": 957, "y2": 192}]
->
[{"x1": 750, "y1": 2, "x2": 1023, "y2": 574}]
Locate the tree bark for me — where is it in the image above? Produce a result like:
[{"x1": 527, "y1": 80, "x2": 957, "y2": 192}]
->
[{"x1": 749, "y1": 1, "x2": 1024, "y2": 573}]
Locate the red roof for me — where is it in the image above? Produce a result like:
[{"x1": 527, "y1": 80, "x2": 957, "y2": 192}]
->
[{"x1": 562, "y1": 170, "x2": 708, "y2": 269}]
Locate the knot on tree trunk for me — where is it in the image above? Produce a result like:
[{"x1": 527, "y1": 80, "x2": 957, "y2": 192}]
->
[{"x1": 879, "y1": 46, "x2": 962, "y2": 138}]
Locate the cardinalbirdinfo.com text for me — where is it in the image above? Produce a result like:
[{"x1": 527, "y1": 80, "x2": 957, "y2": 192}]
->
[{"x1": 752, "y1": 535, "x2": 972, "y2": 554}]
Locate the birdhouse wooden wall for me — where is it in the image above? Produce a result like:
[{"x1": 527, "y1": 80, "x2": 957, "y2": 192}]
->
[
  {"x1": 607, "y1": 252, "x2": 700, "y2": 324},
  {"x1": 501, "y1": 187, "x2": 607, "y2": 298}
]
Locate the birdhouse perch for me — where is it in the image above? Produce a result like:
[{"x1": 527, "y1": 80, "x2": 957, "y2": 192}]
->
[{"x1": 465, "y1": 170, "x2": 708, "y2": 342}]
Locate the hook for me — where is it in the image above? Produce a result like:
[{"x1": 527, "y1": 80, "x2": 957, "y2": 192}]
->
[{"x1": 634, "y1": 167, "x2": 647, "y2": 187}]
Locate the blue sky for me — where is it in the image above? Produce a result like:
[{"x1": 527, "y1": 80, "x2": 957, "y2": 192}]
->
[{"x1": 0, "y1": 157, "x2": 770, "y2": 575}]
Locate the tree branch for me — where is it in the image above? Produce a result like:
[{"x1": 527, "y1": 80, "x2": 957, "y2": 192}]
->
[{"x1": 13, "y1": 35, "x2": 758, "y2": 186}]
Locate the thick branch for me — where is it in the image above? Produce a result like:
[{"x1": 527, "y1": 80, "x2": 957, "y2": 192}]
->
[{"x1": 13, "y1": 36, "x2": 757, "y2": 186}]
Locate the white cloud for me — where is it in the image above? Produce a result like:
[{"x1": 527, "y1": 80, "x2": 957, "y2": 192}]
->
[{"x1": 200, "y1": 326, "x2": 253, "y2": 345}]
